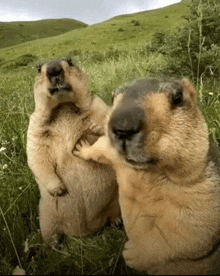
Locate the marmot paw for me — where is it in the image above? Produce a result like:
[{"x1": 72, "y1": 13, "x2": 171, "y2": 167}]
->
[
  {"x1": 48, "y1": 183, "x2": 68, "y2": 197},
  {"x1": 123, "y1": 240, "x2": 142, "y2": 270},
  {"x1": 73, "y1": 139, "x2": 92, "y2": 160},
  {"x1": 88, "y1": 122, "x2": 104, "y2": 136}
]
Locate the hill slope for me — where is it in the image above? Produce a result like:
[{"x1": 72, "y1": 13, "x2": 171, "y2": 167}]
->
[
  {"x1": 0, "y1": 18, "x2": 88, "y2": 49},
  {"x1": 0, "y1": 1, "x2": 189, "y2": 65}
]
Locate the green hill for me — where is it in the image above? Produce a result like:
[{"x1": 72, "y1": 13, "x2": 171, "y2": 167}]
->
[
  {"x1": 0, "y1": 18, "x2": 88, "y2": 49},
  {"x1": 0, "y1": 1, "x2": 189, "y2": 65}
]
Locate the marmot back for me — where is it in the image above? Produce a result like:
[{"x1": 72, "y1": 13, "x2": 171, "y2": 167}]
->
[{"x1": 27, "y1": 59, "x2": 120, "y2": 243}]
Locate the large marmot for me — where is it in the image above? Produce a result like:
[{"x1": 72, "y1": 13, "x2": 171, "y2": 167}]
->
[
  {"x1": 74, "y1": 77, "x2": 220, "y2": 275},
  {"x1": 27, "y1": 59, "x2": 120, "y2": 243}
]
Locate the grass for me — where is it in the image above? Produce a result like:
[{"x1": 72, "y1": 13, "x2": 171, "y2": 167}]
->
[{"x1": 0, "y1": 0, "x2": 219, "y2": 274}]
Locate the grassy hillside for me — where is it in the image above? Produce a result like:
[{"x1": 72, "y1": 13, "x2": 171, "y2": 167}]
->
[
  {"x1": 0, "y1": 18, "x2": 88, "y2": 49},
  {"x1": 0, "y1": 1, "x2": 188, "y2": 66}
]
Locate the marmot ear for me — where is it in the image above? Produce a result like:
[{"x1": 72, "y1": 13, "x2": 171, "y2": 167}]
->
[
  {"x1": 36, "y1": 63, "x2": 44, "y2": 73},
  {"x1": 111, "y1": 89, "x2": 121, "y2": 104},
  {"x1": 182, "y1": 78, "x2": 197, "y2": 104},
  {"x1": 111, "y1": 91, "x2": 116, "y2": 104},
  {"x1": 169, "y1": 81, "x2": 184, "y2": 107},
  {"x1": 172, "y1": 84, "x2": 183, "y2": 106},
  {"x1": 66, "y1": 58, "x2": 74, "y2": 66}
]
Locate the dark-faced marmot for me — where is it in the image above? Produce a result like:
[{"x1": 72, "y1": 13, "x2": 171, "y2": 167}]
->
[
  {"x1": 74, "y1": 77, "x2": 220, "y2": 275},
  {"x1": 27, "y1": 59, "x2": 120, "y2": 243}
]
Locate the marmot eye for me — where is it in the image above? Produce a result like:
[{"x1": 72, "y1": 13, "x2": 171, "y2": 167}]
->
[{"x1": 172, "y1": 89, "x2": 183, "y2": 106}]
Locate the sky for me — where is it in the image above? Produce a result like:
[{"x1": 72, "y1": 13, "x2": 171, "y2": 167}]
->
[{"x1": 0, "y1": 0, "x2": 181, "y2": 25}]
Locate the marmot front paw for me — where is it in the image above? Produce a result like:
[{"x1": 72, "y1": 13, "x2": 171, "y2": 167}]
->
[
  {"x1": 48, "y1": 183, "x2": 68, "y2": 197},
  {"x1": 73, "y1": 139, "x2": 92, "y2": 160},
  {"x1": 88, "y1": 122, "x2": 104, "y2": 136}
]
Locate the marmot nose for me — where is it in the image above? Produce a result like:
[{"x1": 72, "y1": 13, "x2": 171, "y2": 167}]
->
[
  {"x1": 46, "y1": 61, "x2": 64, "y2": 82},
  {"x1": 110, "y1": 106, "x2": 145, "y2": 140}
]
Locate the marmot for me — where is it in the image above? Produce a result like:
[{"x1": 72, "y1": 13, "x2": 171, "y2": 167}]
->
[
  {"x1": 27, "y1": 59, "x2": 120, "y2": 243},
  {"x1": 74, "y1": 78, "x2": 220, "y2": 275}
]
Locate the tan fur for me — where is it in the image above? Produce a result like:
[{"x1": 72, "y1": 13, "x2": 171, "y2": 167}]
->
[
  {"x1": 74, "y1": 78, "x2": 220, "y2": 274},
  {"x1": 27, "y1": 59, "x2": 120, "y2": 243}
]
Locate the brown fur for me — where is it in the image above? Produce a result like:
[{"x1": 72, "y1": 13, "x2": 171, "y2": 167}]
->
[
  {"x1": 74, "y1": 77, "x2": 220, "y2": 274},
  {"x1": 27, "y1": 59, "x2": 120, "y2": 243}
]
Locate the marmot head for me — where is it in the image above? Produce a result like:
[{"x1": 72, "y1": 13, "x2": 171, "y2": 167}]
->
[
  {"x1": 108, "y1": 78, "x2": 209, "y2": 183},
  {"x1": 34, "y1": 59, "x2": 90, "y2": 110}
]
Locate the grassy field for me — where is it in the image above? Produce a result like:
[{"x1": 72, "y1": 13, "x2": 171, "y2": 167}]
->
[{"x1": 0, "y1": 0, "x2": 219, "y2": 274}]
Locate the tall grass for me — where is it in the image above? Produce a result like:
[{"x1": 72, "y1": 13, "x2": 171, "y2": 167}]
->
[{"x1": 0, "y1": 47, "x2": 219, "y2": 274}]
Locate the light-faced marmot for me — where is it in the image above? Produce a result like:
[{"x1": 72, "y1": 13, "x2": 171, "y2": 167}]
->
[
  {"x1": 74, "y1": 78, "x2": 220, "y2": 275},
  {"x1": 27, "y1": 59, "x2": 120, "y2": 243}
]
